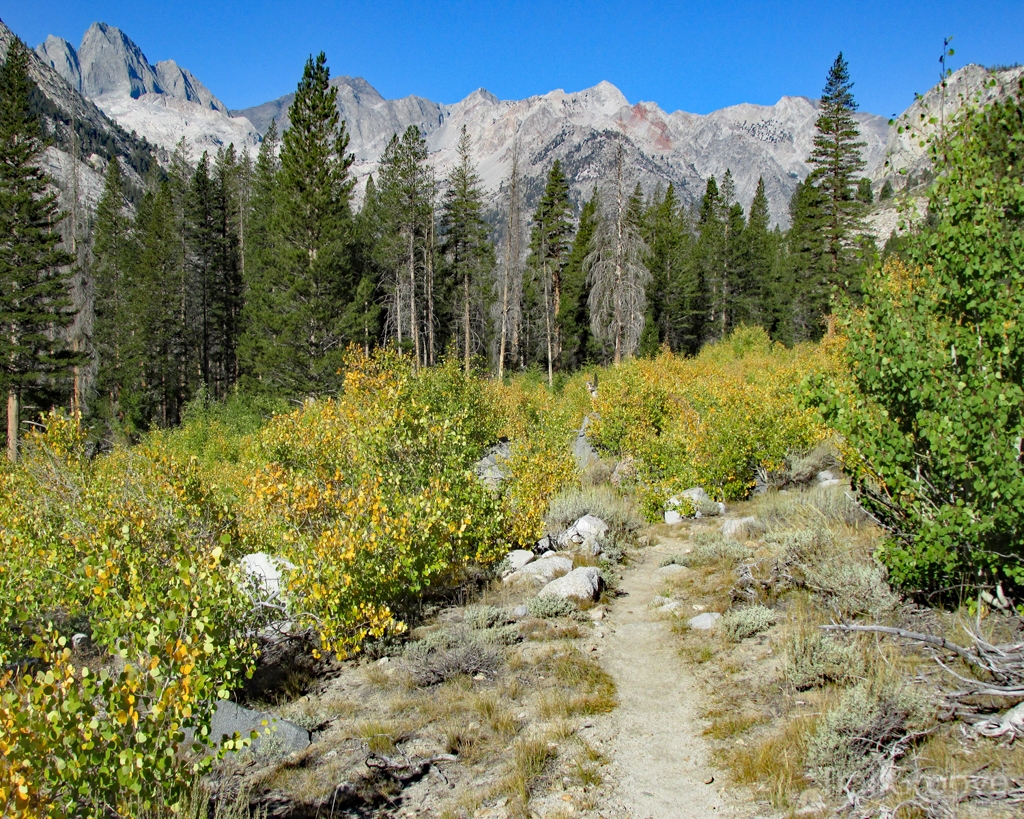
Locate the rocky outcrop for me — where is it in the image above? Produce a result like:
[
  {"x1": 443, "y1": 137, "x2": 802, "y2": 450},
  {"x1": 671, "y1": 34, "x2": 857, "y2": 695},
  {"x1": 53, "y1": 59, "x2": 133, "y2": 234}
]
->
[{"x1": 34, "y1": 22, "x2": 260, "y2": 160}]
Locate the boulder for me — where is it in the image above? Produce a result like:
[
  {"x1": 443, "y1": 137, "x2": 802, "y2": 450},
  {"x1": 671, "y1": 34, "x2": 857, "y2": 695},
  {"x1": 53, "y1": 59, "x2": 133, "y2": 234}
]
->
[
  {"x1": 816, "y1": 470, "x2": 842, "y2": 488},
  {"x1": 209, "y1": 700, "x2": 310, "y2": 757},
  {"x1": 504, "y1": 550, "x2": 536, "y2": 573},
  {"x1": 572, "y1": 416, "x2": 601, "y2": 472},
  {"x1": 239, "y1": 553, "x2": 295, "y2": 603},
  {"x1": 664, "y1": 509, "x2": 683, "y2": 525},
  {"x1": 655, "y1": 563, "x2": 689, "y2": 579},
  {"x1": 558, "y1": 515, "x2": 609, "y2": 554},
  {"x1": 722, "y1": 516, "x2": 759, "y2": 541},
  {"x1": 688, "y1": 612, "x2": 722, "y2": 630},
  {"x1": 505, "y1": 554, "x2": 573, "y2": 585},
  {"x1": 534, "y1": 534, "x2": 556, "y2": 554},
  {"x1": 610, "y1": 455, "x2": 636, "y2": 487},
  {"x1": 473, "y1": 440, "x2": 512, "y2": 490},
  {"x1": 679, "y1": 487, "x2": 712, "y2": 505},
  {"x1": 538, "y1": 566, "x2": 601, "y2": 603}
]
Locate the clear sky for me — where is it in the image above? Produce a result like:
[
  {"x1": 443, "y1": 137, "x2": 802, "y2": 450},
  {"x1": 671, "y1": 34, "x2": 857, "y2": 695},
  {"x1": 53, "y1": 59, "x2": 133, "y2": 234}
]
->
[{"x1": 3, "y1": 1, "x2": 1022, "y2": 118}]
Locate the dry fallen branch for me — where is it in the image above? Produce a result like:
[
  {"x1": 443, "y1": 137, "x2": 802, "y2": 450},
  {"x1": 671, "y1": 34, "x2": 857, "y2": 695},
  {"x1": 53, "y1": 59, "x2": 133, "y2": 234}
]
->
[{"x1": 822, "y1": 622, "x2": 1024, "y2": 698}]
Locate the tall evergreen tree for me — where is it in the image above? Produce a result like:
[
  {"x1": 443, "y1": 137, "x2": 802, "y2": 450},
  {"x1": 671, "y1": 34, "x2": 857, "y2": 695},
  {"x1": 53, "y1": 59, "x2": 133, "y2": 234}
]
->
[
  {"x1": 373, "y1": 126, "x2": 432, "y2": 365},
  {"x1": 559, "y1": 189, "x2": 599, "y2": 369},
  {"x1": 92, "y1": 157, "x2": 134, "y2": 406},
  {"x1": 808, "y1": 53, "x2": 866, "y2": 281},
  {"x1": 785, "y1": 178, "x2": 830, "y2": 341},
  {"x1": 241, "y1": 54, "x2": 356, "y2": 394},
  {"x1": 527, "y1": 160, "x2": 574, "y2": 384},
  {"x1": 0, "y1": 41, "x2": 75, "y2": 461},
  {"x1": 440, "y1": 126, "x2": 492, "y2": 372},
  {"x1": 741, "y1": 177, "x2": 777, "y2": 331},
  {"x1": 695, "y1": 175, "x2": 724, "y2": 343}
]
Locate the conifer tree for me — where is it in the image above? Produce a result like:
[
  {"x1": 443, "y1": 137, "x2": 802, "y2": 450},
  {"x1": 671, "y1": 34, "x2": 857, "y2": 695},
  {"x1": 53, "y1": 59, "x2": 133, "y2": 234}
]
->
[
  {"x1": 0, "y1": 41, "x2": 75, "y2": 461},
  {"x1": 741, "y1": 177, "x2": 776, "y2": 330},
  {"x1": 441, "y1": 126, "x2": 492, "y2": 372},
  {"x1": 92, "y1": 157, "x2": 134, "y2": 406},
  {"x1": 527, "y1": 160, "x2": 573, "y2": 384},
  {"x1": 808, "y1": 53, "x2": 866, "y2": 280},
  {"x1": 559, "y1": 189, "x2": 599, "y2": 369},
  {"x1": 695, "y1": 175, "x2": 724, "y2": 343},
  {"x1": 640, "y1": 183, "x2": 692, "y2": 355},
  {"x1": 374, "y1": 126, "x2": 431, "y2": 364},
  {"x1": 244, "y1": 54, "x2": 356, "y2": 394}
]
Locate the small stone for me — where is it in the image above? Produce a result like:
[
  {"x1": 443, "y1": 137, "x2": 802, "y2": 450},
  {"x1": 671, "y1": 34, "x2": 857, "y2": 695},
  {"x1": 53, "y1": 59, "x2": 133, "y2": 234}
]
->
[
  {"x1": 688, "y1": 612, "x2": 722, "y2": 630},
  {"x1": 376, "y1": 656, "x2": 390, "y2": 665},
  {"x1": 511, "y1": 605, "x2": 529, "y2": 619},
  {"x1": 704, "y1": 775, "x2": 715, "y2": 785},
  {"x1": 664, "y1": 509, "x2": 683, "y2": 525},
  {"x1": 650, "y1": 595, "x2": 674, "y2": 608},
  {"x1": 473, "y1": 673, "x2": 486, "y2": 681},
  {"x1": 588, "y1": 607, "x2": 605, "y2": 621}
]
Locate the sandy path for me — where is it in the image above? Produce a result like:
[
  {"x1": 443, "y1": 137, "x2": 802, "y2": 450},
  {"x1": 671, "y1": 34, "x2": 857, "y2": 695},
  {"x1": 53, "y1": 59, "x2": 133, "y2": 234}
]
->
[{"x1": 591, "y1": 537, "x2": 757, "y2": 819}]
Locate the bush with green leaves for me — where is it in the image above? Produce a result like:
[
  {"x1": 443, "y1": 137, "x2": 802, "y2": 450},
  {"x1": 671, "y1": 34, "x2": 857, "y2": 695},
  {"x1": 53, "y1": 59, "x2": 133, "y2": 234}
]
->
[
  {"x1": 813, "y1": 78, "x2": 1024, "y2": 597},
  {"x1": 527, "y1": 596, "x2": 579, "y2": 620}
]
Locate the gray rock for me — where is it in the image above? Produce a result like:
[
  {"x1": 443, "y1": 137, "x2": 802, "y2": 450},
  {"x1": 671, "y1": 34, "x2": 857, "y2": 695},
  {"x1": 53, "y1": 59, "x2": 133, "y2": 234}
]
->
[
  {"x1": 504, "y1": 550, "x2": 536, "y2": 572},
  {"x1": 239, "y1": 553, "x2": 295, "y2": 602},
  {"x1": 534, "y1": 534, "x2": 555, "y2": 553},
  {"x1": 688, "y1": 612, "x2": 722, "y2": 630},
  {"x1": 473, "y1": 440, "x2": 512, "y2": 490},
  {"x1": 679, "y1": 487, "x2": 712, "y2": 505},
  {"x1": 538, "y1": 566, "x2": 602, "y2": 603},
  {"x1": 209, "y1": 700, "x2": 310, "y2": 756},
  {"x1": 722, "y1": 516, "x2": 759, "y2": 540},
  {"x1": 655, "y1": 563, "x2": 689, "y2": 578},
  {"x1": 558, "y1": 514, "x2": 609, "y2": 556},
  {"x1": 572, "y1": 416, "x2": 601, "y2": 472},
  {"x1": 819, "y1": 478, "x2": 842, "y2": 488},
  {"x1": 505, "y1": 554, "x2": 573, "y2": 585},
  {"x1": 511, "y1": 605, "x2": 530, "y2": 619},
  {"x1": 664, "y1": 509, "x2": 683, "y2": 525},
  {"x1": 650, "y1": 595, "x2": 675, "y2": 608},
  {"x1": 816, "y1": 470, "x2": 836, "y2": 483}
]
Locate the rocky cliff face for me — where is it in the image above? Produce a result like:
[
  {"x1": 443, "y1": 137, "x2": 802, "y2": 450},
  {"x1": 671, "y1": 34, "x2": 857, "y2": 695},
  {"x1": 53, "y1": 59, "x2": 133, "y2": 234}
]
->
[
  {"x1": 237, "y1": 77, "x2": 889, "y2": 226},
  {"x1": 35, "y1": 22, "x2": 260, "y2": 160},
  {"x1": 871, "y1": 64, "x2": 1024, "y2": 188}
]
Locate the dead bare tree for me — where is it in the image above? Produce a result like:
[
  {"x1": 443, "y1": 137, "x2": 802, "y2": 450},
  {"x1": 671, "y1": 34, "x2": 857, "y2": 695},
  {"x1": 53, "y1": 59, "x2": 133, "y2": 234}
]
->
[
  {"x1": 495, "y1": 134, "x2": 524, "y2": 377},
  {"x1": 584, "y1": 140, "x2": 650, "y2": 364}
]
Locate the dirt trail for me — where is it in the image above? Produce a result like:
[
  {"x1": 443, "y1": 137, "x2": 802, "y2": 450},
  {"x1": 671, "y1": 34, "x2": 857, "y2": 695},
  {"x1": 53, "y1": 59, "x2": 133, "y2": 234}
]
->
[{"x1": 591, "y1": 535, "x2": 757, "y2": 819}]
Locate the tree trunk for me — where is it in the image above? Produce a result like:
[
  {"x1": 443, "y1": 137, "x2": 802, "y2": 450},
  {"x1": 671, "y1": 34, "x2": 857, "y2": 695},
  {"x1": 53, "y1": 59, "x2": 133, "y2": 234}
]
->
[
  {"x1": 7, "y1": 389, "x2": 19, "y2": 464},
  {"x1": 426, "y1": 214, "x2": 436, "y2": 366},
  {"x1": 463, "y1": 269, "x2": 471, "y2": 373}
]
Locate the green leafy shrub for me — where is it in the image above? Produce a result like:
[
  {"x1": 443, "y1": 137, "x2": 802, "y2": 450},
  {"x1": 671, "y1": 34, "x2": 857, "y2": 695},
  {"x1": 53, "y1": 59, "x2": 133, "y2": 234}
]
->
[{"x1": 816, "y1": 78, "x2": 1024, "y2": 596}]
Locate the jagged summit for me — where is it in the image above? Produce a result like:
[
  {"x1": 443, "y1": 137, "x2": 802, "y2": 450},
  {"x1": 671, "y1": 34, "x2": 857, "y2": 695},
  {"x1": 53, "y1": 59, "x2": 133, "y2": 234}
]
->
[{"x1": 33, "y1": 21, "x2": 260, "y2": 159}]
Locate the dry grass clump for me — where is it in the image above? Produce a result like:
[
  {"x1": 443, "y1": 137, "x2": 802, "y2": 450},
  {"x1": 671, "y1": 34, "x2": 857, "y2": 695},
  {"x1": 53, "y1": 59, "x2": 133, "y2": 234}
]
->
[
  {"x1": 782, "y1": 441, "x2": 840, "y2": 485},
  {"x1": 786, "y1": 629, "x2": 865, "y2": 690},
  {"x1": 401, "y1": 626, "x2": 503, "y2": 687},
  {"x1": 722, "y1": 716, "x2": 817, "y2": 807},
  {"x1": 721, "y1": 604, "x2": 778, "y2": 641},
  {"x1": 805, "y1": 677, "x2": 932, "y2": 798},
  {"x1": 754, "y1": 484, "x2": 866, "y2": 529},
  {"x1": 534, "y1": 651, "x2": 617, "y2": 719}
]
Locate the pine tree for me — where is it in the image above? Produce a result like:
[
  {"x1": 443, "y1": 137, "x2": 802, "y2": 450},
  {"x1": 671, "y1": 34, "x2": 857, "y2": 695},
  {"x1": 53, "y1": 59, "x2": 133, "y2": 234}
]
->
[
  {"x1": 808, "y1": 53, "x2": 866, "y2": 280},
  {"x1": 92, "y1": 157, "x2": 134, "y2": 406},
  {"x1": 741, "y1": 177, "x2": 776, "y2": 331},
  {"x1": 639, "y1": 183, "x2": 693, "y2": 355},
  {"x1": 374, "y1": 126, "x2": 432, "y2": 364},
  {"x1": 527, "y1": 160, "x2": 573, "y2": 384},
  {"x1": 244, "y1": 54, "x2": 356, "y2": 394},
  {"x1": 238, "y1": 120, "x2": 281, "y2": 387},
  {"x1": 559, "y1": 189, "x2": 599, "y2": 369},
  {"x1": 0, "y1": 40, "x2": 75, "y2": 461},
  {"x1": 785, "y1": 178, "x2": 830, "y2": 341},
  {"x1": 695, "y1": 175, "x2": 724, "y2": 343},
  {"x1": 441, "y1": 126, "x2": 492, "y2": 372}
]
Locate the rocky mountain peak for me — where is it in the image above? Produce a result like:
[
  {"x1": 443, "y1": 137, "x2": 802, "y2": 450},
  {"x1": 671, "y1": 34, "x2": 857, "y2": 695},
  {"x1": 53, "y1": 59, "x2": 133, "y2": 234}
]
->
[
  {"x1": 78, "y1": 21, "x2": 161, "y2": 99},
  {"x1": 35, "y1": 34, "x2": 81, "y2": 92}
]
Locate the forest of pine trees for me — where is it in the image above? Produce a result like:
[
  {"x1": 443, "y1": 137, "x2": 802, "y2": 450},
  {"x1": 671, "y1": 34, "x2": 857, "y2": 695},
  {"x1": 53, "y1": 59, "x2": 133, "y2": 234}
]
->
[{"x1": 1, "y1": 45, "x2": 878, "y2": 449}]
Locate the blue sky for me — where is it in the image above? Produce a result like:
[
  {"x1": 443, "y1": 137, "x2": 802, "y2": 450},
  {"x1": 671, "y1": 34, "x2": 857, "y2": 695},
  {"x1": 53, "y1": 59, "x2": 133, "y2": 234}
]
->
[{"x1": 4, "y1": 1, "x2": 1022, "y2": 117}]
